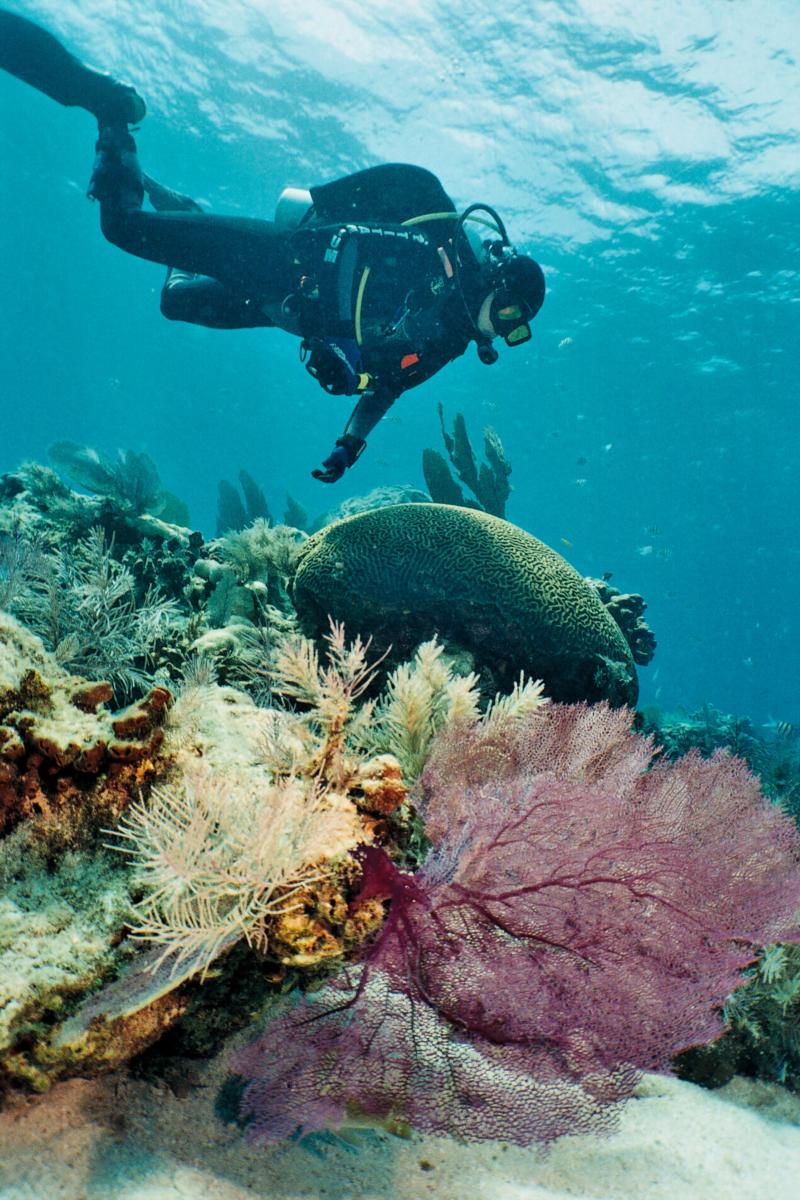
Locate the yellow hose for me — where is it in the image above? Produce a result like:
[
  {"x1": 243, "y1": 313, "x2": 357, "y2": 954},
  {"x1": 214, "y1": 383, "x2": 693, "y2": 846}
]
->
[
  {"x1": 353, "y1": 213, "x2": 497, "y2": 345},
  {"x1": 354, "y1": 265, "x2": 371, "y2": 346}
]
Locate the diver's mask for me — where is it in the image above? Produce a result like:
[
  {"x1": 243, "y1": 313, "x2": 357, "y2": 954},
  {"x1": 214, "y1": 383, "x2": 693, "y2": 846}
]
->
[
  {"x1": 489, "y1": 288, "x2": 534, "y2": 347},
  {"x1": 452, "y1": 203, "x2": 545, "y2": 362},
  {"x1": 487, "y1": 250, "x2": 545, "y2": 347}
]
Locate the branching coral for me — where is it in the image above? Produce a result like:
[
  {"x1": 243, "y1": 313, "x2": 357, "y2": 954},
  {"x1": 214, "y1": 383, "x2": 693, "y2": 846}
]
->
[
  {"x1": 422, "y1": 404, "x2": 512, "y2": 517},
  {"x1": 0, "y1": 528, "x2": 50, "y2": 613},
  {"x1": 109, "y1": 625, "x2": 387, "y2": 980},
  {"x1": 231, "y1": 703, "x2": 800, "y2": 1147},
  {"x1": 48, "y1": 442, "x2": 164, "y2": 515},
  {"x1": 210, "y1": 518, "x2": 305, "y2": 609},
  {"x1": 6, "y1": 527, "x2": 182, "y2": 701},
  {"x1": 711, "y1": 942, "x2": 800, "y2": 1090},
  {"x1": 216, "y1": 470, "x2": 272, "y2": 535}
]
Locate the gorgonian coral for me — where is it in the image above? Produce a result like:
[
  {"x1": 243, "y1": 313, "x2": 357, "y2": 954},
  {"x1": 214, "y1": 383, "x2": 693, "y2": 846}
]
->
[{"x1": 231, "y1": 703, "x2": 800, "y2": 1146}]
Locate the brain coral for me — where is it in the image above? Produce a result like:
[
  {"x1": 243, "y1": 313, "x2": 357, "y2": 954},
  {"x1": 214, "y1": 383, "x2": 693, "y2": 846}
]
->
[{"x1": 292, "y1": 504, "x2": 638, "y2": 706}]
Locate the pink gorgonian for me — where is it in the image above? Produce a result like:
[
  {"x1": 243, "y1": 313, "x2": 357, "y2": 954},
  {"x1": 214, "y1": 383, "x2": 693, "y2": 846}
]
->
[{"x1": 231, "y1": 703, "x2": 800, "y2": 1146}]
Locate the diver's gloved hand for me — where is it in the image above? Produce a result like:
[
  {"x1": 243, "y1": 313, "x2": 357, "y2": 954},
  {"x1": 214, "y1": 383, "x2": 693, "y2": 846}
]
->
[
  {"x1": 311, "y1": 435, "x2": 367, "y2": 483},
  {"x1": 303, "y1": 337, "x2": 366, "y2": 396}
]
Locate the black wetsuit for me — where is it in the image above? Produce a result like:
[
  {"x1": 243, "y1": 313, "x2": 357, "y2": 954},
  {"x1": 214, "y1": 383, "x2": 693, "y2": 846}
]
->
[
  {"x1": 102, "y1": 164, "x2": 482, "y2": 412},
  {"x1": 0, "y1": 8, "x2": 486, "y2": 468}
]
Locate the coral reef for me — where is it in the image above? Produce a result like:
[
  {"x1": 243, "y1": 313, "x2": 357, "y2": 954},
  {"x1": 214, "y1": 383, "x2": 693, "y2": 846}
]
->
[
  {"x1": 210, "y1": 518, "x2": 304, "y2": 606},
  {"x1": 0, "y1": 613, "x2": 175, "y2": 1092},
  {"x1": 49, "y1": 628, "x2": 541, "y2": 1076},
  {"x1": 678, "y1": 941, "x2": 800, "y2": 1094},
  {"x1": 0, "y1": 824, "x2": 139, "y2": 1093},
  {"x1": 48, "y1": 442, "x2": 165, "y2": 517},
  {"x1": 183, "y1": 518, "x2": 307, "y2": 694},
  {"x1": 422, "y1": 404, "x2": 512, "y2": 517},
  {"x1": 216, "y1": 469, "x2": 272, "y2": 535},
  {"x1": 356, "y1": 637, "x2": 545, "y2": 783},
  {"x1": 56, "y1": 627, "x2": 396, "y2": 1050},
  {"x1": 313, "y1": 484, "x2": 431, "y2": 532},
  {"x1": 585, "y1": 576, "x2": 657, "y2": 666},
  {"x1": 639, "y1": 703, "x2": 800, "y2": 819},
  {"x1": 11, "y1": 432, "x2": 789, "y2": 1145},
  {"x1": 0, "y1": 450, "x2": 314, "y2": 704},
  {"x1": 725, "y1": 944, "x2": 800, "y2": 1088},
  {"x1": 0, "y1": 459, "x2": 200, "y2": 596},
  {"x1": 0, "y1": 612, "x2": 169, "y2": 839},
  {"x1": 639, "y1": 705, "x2": 800, "y2": 1095},
  {"x1": 231, "y1": 704, "x2": 800, "y2": 1147},
  {"x1": 115, "y1": 760, "x2": 363, "y2": 979},
  {"x1": 5, "y1": 527, "x2": 185, "y2": 703},
  {"x1": 292, "y1": 503, "x2": 638, "y2": 705}
]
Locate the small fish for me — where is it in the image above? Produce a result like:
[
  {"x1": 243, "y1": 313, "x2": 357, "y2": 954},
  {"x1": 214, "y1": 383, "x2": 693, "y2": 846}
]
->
[
  {"x1": 575, "y1": 478, "x2": 588, "y2": 487},
  {"x1": 558, "y1": 336, "x2": 573, "y2": 348},
  {"x1": 560, "y1": 537, "x2": 573, "y2": 548},
  {"x1": 645, "y1": 524, "x2": 663, "y2": 536},
  {"x1": 576, "y1": 455, "x2": 588, "y2": 466},
  {"x1": 603, "y1": 443, "x2": 613, "y2": 452},
  {"x1": 601, "y1": 571, "x2": 613, "y2": 581},
  {"x1": 637, "y1": 544, "x2": 654, "y2": 556},
  {"x1": 742, "y1": 656, "x2": 754, "y2": 668},
  {"x1": 656, "y1": 546, "x2": 674, "y2": 561},
  {"x1": 767, "y1": 720, "x2": 796, "y2": 739}
]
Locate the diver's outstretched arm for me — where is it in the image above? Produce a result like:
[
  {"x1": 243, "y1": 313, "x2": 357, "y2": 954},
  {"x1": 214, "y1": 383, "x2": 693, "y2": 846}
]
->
[
  {"x1": 345, "y1": 389, "x2": 398, "y2": 443},
  {"x1": 311, "y1": 389, "x2": 398, "y2": 483},
  {"x1": 0, "y1": 8, "x2": 144, "y2": 125}
]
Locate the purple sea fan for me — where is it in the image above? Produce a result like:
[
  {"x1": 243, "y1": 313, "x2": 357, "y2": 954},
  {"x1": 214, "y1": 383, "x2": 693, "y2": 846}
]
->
[{"x1": 231, "y1": 704, "x2": 800, "y2": 1146}]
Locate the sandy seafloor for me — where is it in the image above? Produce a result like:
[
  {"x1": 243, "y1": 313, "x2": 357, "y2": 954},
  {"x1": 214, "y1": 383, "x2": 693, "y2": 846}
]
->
[{"x1": 1, "y1": 1035, "x2": 799, "y2": 1200}]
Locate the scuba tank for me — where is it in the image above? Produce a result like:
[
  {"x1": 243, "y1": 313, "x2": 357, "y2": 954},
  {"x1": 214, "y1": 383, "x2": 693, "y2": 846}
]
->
[
  {"x1": 274, "y1": 186, "x2": 313, "y2": 230},
  {"x1": 260, "y1": 187, "x2": 315, "y2": 335}
]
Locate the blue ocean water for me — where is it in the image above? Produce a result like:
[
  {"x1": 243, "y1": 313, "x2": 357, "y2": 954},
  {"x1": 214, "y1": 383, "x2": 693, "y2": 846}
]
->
[{"x1": 0, "y1": 0, "x2": 797, "y2": 726}]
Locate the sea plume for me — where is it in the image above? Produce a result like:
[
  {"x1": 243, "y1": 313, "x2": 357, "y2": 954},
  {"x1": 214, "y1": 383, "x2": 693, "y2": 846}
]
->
[
  {"x1": 114, "y1": 764, "x2": 361, "y2": 976},
  {"x1": 231, "y1": 703, "x2": 800, "y2": 1146}
]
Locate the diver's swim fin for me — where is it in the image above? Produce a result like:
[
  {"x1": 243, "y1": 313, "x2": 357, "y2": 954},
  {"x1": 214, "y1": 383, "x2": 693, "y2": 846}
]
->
[{"x1": 0, "y1": 9, "x2": 145, "y2": 125}]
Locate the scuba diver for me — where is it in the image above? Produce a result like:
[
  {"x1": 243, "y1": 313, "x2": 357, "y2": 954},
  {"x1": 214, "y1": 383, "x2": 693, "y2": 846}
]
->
[{"x1": 0, "y1": 10, "x2": 545, "y2": 484}]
